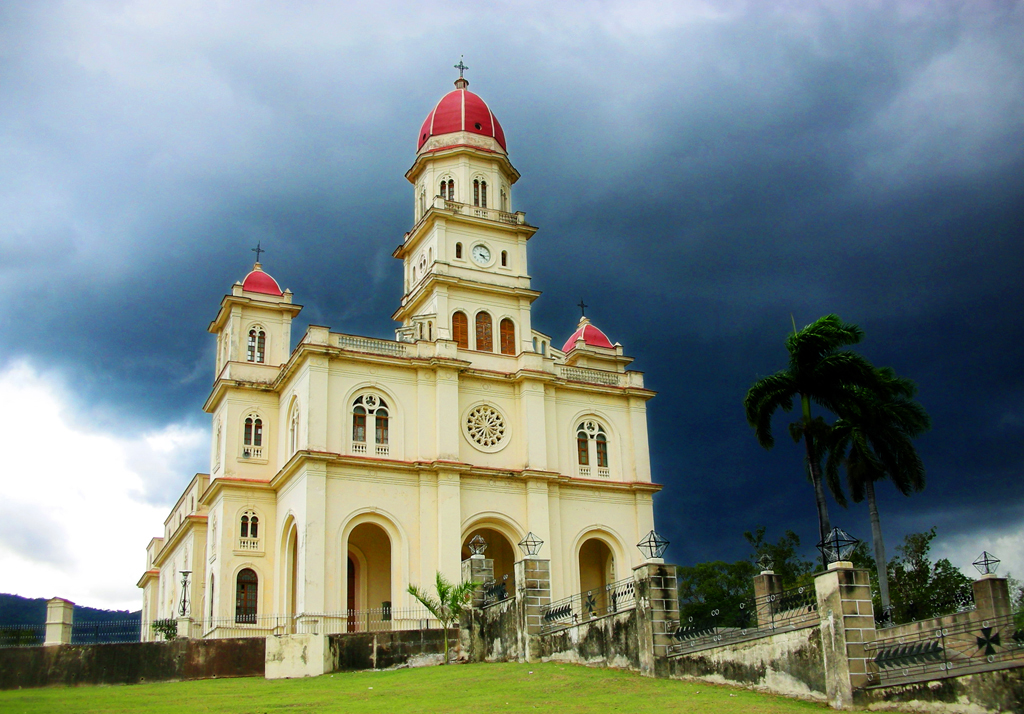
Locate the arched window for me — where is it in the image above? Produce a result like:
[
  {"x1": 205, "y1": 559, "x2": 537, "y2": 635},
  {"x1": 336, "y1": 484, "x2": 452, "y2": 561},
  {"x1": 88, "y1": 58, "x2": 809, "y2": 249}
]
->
[
  {"x1": 455, "y1": 242, "x2": 463, "y2": 259},
  {"x1": 243, "y1": 415, "x2": 263, "y2": 458},
  {"x1": 452, "y1": 311, "x2": 469, "y2": 349},
  {"x1": 501, "y1": 250, "x2": 508, "y2": 267},
  {"x1": 240, "y1": 510, "x2": 259, "y2": 539},
  {"x1": 288, "y1": 403, "x2": 299, "y2": 455},
  {"x1": 501, "y1": 187, "x2": 509, "y2": 212},
  {"x1": 576, "y1": 421, "x2": 610, "y2": 477},
  {"x1": 499, "y1": 318, "x2": 515, "y2": 355},
  {"x1": 473, "y1": 179, "x2": 480, "y2": 207},
  {"x1": 247, "y1": 328, "x2": 266, "y2": 363},
  {"x1": 481, "y1": 181, "x2": 487, "y2": 208},
  {"x1": 475, "y1": 312, "x2": 493, "y2": 352},
  {"x1": 209, "y1": 575, "x2": 215, "y2": 618},
  {"x1": 419, "y1": 189, "x2": 425, "y2": 215},
  {"x1": 440, "y1": 179, "x2": 454, "y2": 201},
  {"x1": 428, "y1": 321, "x2": 433, "y2": 341},
  {"x1": 352, "y1": 395, "x2": 390, "y2": 456},
  {"x1": 235, "y1": 568, "x2": 258, "y2": 623}
]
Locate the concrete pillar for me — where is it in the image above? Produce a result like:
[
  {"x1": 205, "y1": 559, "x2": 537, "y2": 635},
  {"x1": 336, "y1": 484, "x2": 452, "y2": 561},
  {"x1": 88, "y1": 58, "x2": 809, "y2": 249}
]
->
[
  {"x1": 753, "y1": 571, "x2": 783, "y2": 627},
  {"x1": 462, "y1": 556, "x2": 494, "y2": 608},
  {"x1": 176, "y1": 617, "x2": 192, "y2": 639},
  {"x1": 44, "y1": 597, "x2": 74, "y2": 646},
  {"x1": 633, "y1": 563, "x2": 680, "y2": 678},
  {"x1": 973, "y1": 574, "x2": 1011, "y2": 619},
  {"x1": 515, "y1": 557, "x2": 551, "y2": 662},
  {"x1": 814, "y1": 563, "x2": 877, "y2": 709}
]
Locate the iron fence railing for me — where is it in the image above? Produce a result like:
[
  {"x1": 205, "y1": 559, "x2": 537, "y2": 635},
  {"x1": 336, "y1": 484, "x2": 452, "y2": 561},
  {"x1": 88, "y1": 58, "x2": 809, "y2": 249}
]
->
[
  {"x1": 875, "y1": 582, "x2": 977, "y2": 629},
  {"x1": 482, "y1": 574, "x2": 512, "y2": 607},
  {"x1": 0, "y1": 623, "x2": 45, "y2": 648},
  {"x1": 865, "y1": 610, "x2": 1024, "y2": 687},
  {"x1": 71, "y1": 618, "x2": 142, "y2": 644},
  {"x1": 193, "y1": 607, "x2": 440, "y2": 639},
  {"x1": 669, "y1": 585, "x2": 819, "y2": 655},
  {"x1": 540, "y1": 577, "x2": 637, "y2": 634}
]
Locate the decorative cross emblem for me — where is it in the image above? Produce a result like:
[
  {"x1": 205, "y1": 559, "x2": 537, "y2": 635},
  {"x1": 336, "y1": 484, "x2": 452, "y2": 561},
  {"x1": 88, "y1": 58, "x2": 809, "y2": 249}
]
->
[
  {"x1": 976, "y1": 626, "x2": 1001, "y2": 656},
  {"x1": 252, "y1": 241, "x2": 265, "y2": 263},
  {"x1": 584, "y1": 591, "x2": 597, "y2": 615},
  {"x1": 578, "y1": 299, "x2": 588, "y2": 317},
  {"x1": 454, "y1": 56, "x2": 469, "y2": 78}
]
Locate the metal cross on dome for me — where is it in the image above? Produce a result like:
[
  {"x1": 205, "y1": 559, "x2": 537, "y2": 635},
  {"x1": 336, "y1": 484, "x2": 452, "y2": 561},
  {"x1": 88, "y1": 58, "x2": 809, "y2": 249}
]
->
[
  {"x1": 251, "y1": 241, "x2": 265, "y2": 263},
  {"x1": 578, "y1": 299, "x2": 588, "y2": 318},
  {"x1": 454, "y1": 56, "x2": 469, "y2": 78}
]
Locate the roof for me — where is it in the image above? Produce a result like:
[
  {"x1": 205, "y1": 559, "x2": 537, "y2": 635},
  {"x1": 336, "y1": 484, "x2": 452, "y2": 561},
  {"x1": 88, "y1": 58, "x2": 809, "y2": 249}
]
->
[
  {"x1": 241, "y1": 264, "x2": 283, "y2": 296},
  {"x1": 562, "y1": 317, "x2": 615, "y2": 353},
  {"x1": 418, "y1": 79, "x2": 506, "y2": 152}
]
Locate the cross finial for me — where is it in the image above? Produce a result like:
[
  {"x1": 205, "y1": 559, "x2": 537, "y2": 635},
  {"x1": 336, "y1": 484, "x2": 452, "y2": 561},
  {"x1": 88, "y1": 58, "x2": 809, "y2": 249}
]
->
[
  {"x1": 454, "y1": 56, "x2": 469, "y2": 79},
  {"x1": 251, "y1": 241, "x2": 265, "y2": 264},
  {"x1": 578, "y1": 299, "x2": 588, "y2": 318}
]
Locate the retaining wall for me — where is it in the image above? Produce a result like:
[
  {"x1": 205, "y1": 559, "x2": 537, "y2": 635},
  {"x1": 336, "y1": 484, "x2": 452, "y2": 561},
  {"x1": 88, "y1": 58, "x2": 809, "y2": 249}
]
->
[
  {"x1": 537, "y1": 609, "x2": 640, "y2": 670},
  {"x1": 463, "y1": 598, "x2": 521, "y2": 663},
  {"x1": 0, "y1": 638, "x2": 265, "y2": 689},
  {"x1": 854, "y1": 664, "x2": 1024, "y2": 714},
  {"x1": 329, "y1": 628, "x2": 452, "y2": 671}
]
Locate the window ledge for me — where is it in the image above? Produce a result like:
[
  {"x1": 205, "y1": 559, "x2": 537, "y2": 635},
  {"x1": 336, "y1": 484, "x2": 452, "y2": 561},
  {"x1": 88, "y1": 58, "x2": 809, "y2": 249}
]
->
[{"x1": 233, "y1": 549, "x2": 265, "y2": 557}]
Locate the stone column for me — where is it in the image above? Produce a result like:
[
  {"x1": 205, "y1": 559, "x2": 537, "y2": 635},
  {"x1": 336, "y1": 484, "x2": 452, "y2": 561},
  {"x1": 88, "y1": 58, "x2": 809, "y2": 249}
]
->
[
  {"x1": 633, "y1": 562, "x2": 680, "y2": 678},
  {"x1": 515, "y1": 557, "x2": 551, "y2": 662},
  {"x1": 176, "y1": 616, "x2": 192, "y2": 639},
  {"x1": 44, "y1": 597, "x2": 74, "y2": 646},
  {"x1": 462, "y1": 555, "x2": 494, "y2": 608},
  {"x1": 814, "y1": 563, "x2": 877, "y2": 709},
  {"x1": 753, "y1": 570, "x2": 783, "y2": 627},
  {"x1": 973, "y1": 574, "x2": 1011, "y2": 619}
]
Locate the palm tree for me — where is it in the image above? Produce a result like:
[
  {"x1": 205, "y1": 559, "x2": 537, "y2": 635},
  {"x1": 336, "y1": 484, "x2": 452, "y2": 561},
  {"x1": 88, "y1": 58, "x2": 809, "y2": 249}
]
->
[
  {"x1": 824, "y1": 368, "x2": 930, "y2": 612},
  {"x1": 407, "y1": 572, "x2": 477, "y2": 664},
  {"x1": 744, "y1": 315, "x2": 881, "y2": 562}
]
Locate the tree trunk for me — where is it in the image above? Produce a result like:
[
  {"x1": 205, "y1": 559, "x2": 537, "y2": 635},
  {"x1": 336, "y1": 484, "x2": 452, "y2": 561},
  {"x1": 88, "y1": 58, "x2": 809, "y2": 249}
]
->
[
  {"x1": 802, "y1": 394, "x2": 831, "y2": 567},
  {"x1": 865, "y1": 478, "x2": 890, "y2": 612}
]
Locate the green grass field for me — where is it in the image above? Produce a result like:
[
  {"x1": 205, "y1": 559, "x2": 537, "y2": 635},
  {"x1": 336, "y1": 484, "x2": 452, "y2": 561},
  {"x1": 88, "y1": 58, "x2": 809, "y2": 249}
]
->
[{"x1": 0, "y1": 661, "x2": 835, "y2": 714}]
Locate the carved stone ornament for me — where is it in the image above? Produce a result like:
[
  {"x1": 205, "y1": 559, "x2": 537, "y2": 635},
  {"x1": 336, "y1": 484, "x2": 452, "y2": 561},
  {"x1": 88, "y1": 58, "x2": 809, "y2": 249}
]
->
[{"x1": 464, "y1": 404, "x2": 508, "y2": 452}]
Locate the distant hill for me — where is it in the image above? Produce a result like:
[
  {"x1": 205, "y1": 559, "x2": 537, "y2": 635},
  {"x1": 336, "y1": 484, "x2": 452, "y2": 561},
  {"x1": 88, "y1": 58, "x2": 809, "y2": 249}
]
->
[{"x1": 0, "y1": 593, "x2": 141, "y2": 626}]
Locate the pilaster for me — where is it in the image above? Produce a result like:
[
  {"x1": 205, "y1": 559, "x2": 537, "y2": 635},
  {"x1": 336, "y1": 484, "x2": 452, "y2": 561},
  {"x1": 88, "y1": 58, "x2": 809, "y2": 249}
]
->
[
  {"x1": 437, "y1": 471, "x2": 462, "y2": 583},
  {"x1": 302, "y1": 464, "x2": 328, "y2": 613},
  {"x1": 633, "y1": 563, "x2": 679, "y2": 677},
  {"x1": 814, "y1": 564, "x2": 876, "y2": 709}
]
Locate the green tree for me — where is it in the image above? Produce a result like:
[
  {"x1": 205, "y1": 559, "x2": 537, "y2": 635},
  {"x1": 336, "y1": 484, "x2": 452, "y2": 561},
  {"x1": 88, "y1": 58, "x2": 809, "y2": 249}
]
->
[
  {"x1": 150, "y1": 618, "x2": 178, "y2": 641},
  {"x1": 407, "y1": 572, "x2": 477, "y2": 664},
  {"x1": 744, "y1": 315, "x2": 881, "y2": 562},
  {"x1": 743, "y1": 526, "x2": 816, "y2": 588},
  {"x1": 824, "y1": 368, "x2": 930, "y2": 614},
  {"x1": 676, "y1": 560, "x2": 757, "y2": 630},
  {"x1": 886, "y1": 528, "x2": 973, "y2": 624}
]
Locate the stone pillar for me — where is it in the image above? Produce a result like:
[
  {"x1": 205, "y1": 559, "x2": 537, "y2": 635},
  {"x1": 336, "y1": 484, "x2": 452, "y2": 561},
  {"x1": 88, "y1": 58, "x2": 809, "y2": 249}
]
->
[
  {"x1": 462, "y1": 556, "x2": 494, "y2": 608},
  {"x1": 44, "y1": 597, "x2": 74, "y2": 646},
  {"x1": 176, "y1": 616, "x2": 192, "y2": 639},
  {"x1": 753, "y1": 570, "x2": 783, "y2": 627},
  {"x1": 814, "y1": 563, "x2": 877, "y2": 709},
  {"x1": 515, "y1": 557, "x2": 551, "y2": 662},
  {"x1": 633, "y1": 562, "x2": 680, "y2": 678},
  {"x1": 973, "y1": 574, "x2": 1011, "y2": 619}
]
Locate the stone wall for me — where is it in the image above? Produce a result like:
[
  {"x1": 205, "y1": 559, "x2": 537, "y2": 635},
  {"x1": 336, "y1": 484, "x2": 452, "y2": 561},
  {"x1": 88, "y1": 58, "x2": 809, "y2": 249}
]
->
[
  {"x1": 463, "y1": 598, "x2": 521, "y2": 662},
  {"x1": 329, "y1": 628, "x2": 453, "y2": 671},
  {"x1": 666, "y1": 625, "x2": 826, "y2": 701},
  {"x1": 537, "y1": 609, "x2": 640, "y2": 670},
  {"x1": 854, "y1": 665, "x2": 1024, "y2": 714},
  {"x1": 0, "y1": 638, "x2": 265, "y2": 689}
]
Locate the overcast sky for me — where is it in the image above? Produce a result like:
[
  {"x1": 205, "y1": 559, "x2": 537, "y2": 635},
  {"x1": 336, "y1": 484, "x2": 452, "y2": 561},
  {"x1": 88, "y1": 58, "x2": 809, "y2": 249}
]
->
[{"x1": 1, "y1": 1, "x2": 1022, "y2": 611}]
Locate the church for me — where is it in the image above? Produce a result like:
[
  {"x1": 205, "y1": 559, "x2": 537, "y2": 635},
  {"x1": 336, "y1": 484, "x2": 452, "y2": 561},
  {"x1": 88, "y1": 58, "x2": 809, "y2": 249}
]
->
[{"x1": 138, "y1": 71, "x2": 662, "y2": 637}]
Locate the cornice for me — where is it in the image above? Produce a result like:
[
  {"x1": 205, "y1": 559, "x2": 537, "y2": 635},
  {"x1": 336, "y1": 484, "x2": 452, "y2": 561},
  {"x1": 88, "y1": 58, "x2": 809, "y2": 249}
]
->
[{"x1": 151, "y1": 514, "x2": 208, "y2": 569}]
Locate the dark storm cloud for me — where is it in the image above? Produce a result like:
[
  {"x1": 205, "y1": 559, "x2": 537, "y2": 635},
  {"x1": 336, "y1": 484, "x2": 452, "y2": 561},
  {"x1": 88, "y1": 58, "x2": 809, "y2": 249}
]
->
[{"x1": 1, "y1": 2, "x2": 1022, "y2": 571}]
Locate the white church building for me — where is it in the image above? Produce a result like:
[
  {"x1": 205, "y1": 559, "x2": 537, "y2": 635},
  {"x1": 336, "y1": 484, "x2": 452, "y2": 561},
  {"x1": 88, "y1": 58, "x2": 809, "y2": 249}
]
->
[{"x1": 138, "y1": 73, "x2": 663, "y2": 637}]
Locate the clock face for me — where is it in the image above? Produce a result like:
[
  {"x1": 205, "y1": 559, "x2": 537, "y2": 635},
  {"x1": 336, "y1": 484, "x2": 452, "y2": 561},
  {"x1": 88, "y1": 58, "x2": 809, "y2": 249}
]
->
[{"x1": 472, "y1": 244, "x2": 491, "y2": 265}]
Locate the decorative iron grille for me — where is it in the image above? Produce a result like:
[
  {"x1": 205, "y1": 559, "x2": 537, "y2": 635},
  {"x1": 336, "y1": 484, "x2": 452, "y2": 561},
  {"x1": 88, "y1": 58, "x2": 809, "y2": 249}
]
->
[
  {"x1": 669, "y1": 584, "x2": 818, "y2": 655},
  {"x1": 865, "y1": 611, "x2": 1024, "y2": 686},
  {"x1": 482, "y1": 574, "x2": 511, "y2": 606},
  {"x1": 71, "y1": 618, "x2": 142, "y2": 644},
  {"x1": 540, "y1": 577, "x2": 637, "y2": 634},
  {"x1": 0, "y1": 623, "x2": 45, "y2": 648}
]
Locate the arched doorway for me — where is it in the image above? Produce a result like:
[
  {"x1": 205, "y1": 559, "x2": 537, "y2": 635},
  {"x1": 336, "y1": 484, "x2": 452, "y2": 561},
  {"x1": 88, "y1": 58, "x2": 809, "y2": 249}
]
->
[
  {"x1": 461, "y1": 527, "x2": 517, "y2": 598},
  {"x1": 347, "y1": 522, "x2": 392, "y2": 631},
  {"x1": 578, "y1": 537, "x2": 615, "y2": 618}
]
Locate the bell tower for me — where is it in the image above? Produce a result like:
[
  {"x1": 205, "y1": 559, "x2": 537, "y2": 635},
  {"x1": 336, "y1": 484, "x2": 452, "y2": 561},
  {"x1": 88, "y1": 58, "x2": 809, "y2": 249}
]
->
[{"x1": 394, "y1": 71, "x2": 540, "y2": 357}]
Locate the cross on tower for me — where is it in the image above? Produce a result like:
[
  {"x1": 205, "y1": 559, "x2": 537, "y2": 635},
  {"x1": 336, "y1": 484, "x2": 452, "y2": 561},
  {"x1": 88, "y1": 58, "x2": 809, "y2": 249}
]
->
[
  {"x1": 578, "y1": 299, "x2": 588, "y2": 318},
  {"x1": 454, "y1": 56, "x2": 469, "y2": 79},
  {"x1": 251, "y1": 242, "x2": 265, "y2": 263}
]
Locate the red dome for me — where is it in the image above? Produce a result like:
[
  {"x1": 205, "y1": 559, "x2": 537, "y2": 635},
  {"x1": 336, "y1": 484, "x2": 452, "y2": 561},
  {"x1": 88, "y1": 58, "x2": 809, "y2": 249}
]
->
[
  {"x1": 242, "y1": 264, "x2": 283, "y2": 296},
  {"x1": 418, "y1": 81, "x2": 506, "y2": 152},
  {"x1": 562, "y1": 319, "x2": 614, "y2": 353}
]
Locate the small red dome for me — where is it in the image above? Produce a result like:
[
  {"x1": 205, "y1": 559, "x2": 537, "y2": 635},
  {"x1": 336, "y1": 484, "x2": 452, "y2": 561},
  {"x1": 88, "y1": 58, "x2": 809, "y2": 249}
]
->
[
  {"x1": 562, "y1": 319, "x2": 614, "y2": 353},
  {"x1": 242, "y1": 264, "x2": 283, "y2": 296},
  {"x1": 418, "y1": 80, "x2": 506, "y2": 152}
]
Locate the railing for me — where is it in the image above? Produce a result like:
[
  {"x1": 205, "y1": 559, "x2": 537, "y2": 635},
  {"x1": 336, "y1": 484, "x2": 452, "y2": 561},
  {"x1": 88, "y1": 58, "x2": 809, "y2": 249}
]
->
[
  {"x1": 353, "y1": 443, "x2": 367, "y2": 454},
  {"x1": 241, "y1": 446, "x2": 263, "y2": 460},
  {"x1": 237, "y1": 537, "x2": 261, "y2": 551},
  {"x1": 198, "y1": 607, "x2": 440, "y2": 639},
  {"x1": 435, "y1": 197, "x2": 526, "y2": 226},
  {"x1": 0, "y1": 623, "x2": 45, "y2": 648},
  {"x1": 669, "y1": 585, "x2": 819, "y2": 655},
  {"x1": 482, "y1": 574, "x2": 512, "y2": 607},
  {"x1": 540, "y1": 578, "x2": 637, "y2": 634},
  {"x1": 376, "y1": 444, "x2": 389, "y2": 457},
  {"x1": 71, "y1": 618, "x2": 142, "y2": 644},
  {"x1": 557, "y1": 365, "x2": 623, "y2": 387},
  {"x1": 335, "y1": 334, "x2": 410, "y2": 358},
  {"x1": 865, "y1": 610, "x2": 1024, "y2": 687},
  {"x1": 876, "y1": 582, "x2": 976, "y2": 629},
  {"x1": 351, "y1": 443, "x2": 389, "y2": 457},
  {"x1": 597, "y1": 467, "x2": 610, "y2": 478}
]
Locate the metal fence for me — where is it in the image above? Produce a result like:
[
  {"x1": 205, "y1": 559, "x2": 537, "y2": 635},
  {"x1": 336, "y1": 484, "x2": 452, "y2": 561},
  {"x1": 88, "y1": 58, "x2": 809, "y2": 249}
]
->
[
  {"x1": 482, "y1": 574, "x2": 512, "y2": 607},
  {"x1": 865, "y1": 610, "x2": 1024, "y2": 686},
  {"x1": 71, "y1": 619, "x2": 142, "y2": 644},
  {"x1": 185, "y1": 607, "x2": 440, "y2": 640},
  {"x1": 669, "y1": 584, "x2": 819, "y2": 655},
  {"x1": 875, "y1": 582, "x2": 976, "y2": 629},
  {"x1": 540, "y1": 577, "x2": 637, "y2": 634},
  {"x1": 0, "y1": 624, "x2": 45, "y2": 648}
]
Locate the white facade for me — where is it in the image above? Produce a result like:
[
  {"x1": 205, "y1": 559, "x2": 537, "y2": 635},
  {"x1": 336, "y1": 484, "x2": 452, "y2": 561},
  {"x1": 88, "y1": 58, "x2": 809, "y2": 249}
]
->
[{"x1": 139, "y1": 78, "x2": 662, "y2": 637}]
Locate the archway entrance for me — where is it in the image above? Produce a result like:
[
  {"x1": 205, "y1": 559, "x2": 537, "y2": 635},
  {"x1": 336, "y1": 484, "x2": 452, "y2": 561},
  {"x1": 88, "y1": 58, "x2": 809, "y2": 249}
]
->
[
  {"x1": 461, "y1": 527, "x2": 517, "y2": 598},
  {"x1": 347, "y1": 522, "x2": 392, "y2": 631},
  {"x1": 578, "y1": 537, "x2": 615, "y2": 618}
]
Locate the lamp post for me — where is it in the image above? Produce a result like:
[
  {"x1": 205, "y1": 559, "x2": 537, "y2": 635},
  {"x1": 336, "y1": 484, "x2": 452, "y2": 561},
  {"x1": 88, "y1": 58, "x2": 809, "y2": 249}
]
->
[
  {"x1": 468, "y1": 534, "x2": 488, "y2": 559},
  {"x1": 816, "y1": 528, "x2": 859, "y2": 567},
  {"x1": 636, "y1": 530, "x2": 669, "y2": 562},
  {"x1": 517, "y1": 532, "x2": 543, "y2": 558}
]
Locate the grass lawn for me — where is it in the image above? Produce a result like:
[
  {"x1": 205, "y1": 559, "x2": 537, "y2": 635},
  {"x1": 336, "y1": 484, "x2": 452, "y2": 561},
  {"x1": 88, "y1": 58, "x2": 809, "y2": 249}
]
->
[{"x1": 0, "y1": 661, "x2": 836, "y2": 714}]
